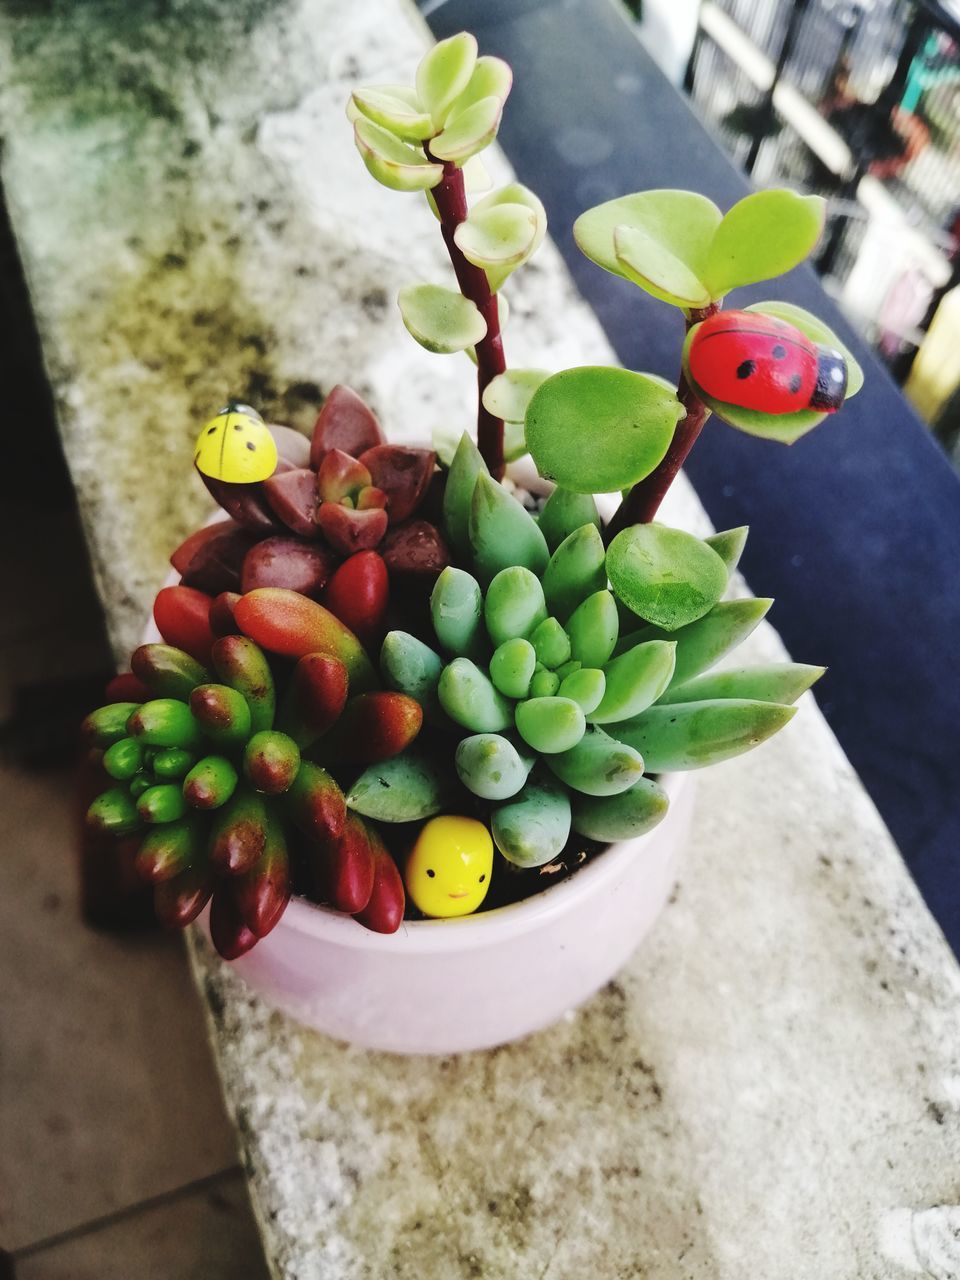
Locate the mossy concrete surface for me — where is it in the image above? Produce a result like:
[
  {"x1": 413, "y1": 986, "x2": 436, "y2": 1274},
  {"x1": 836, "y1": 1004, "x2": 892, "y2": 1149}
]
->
[{"x1": 3, "y1": 1, "x2": 960, "y2": 1277}]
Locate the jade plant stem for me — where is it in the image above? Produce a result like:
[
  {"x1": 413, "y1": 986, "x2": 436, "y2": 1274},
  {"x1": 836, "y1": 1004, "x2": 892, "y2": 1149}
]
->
[
  {"x1": 427, "y1": 151, "x2": 507, "y2": 478},
  {"x1": 605, "y1": 302, "x2": 721, "y2": 541}
]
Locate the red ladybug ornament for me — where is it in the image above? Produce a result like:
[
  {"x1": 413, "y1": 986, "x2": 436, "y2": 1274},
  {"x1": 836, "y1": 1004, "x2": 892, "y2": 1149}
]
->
[{"x1": 689, "y1": 311, "x2": 848, "y2": 415}]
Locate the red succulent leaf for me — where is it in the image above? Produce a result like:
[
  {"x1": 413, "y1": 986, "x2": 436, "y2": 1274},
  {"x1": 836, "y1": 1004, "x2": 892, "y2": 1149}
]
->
[
  {"x1": 354, "y1": 828, "x2": 405, "y2": 934},
  {"x1": 380, "y1": 519, "x2": 451, "y2": 577},
  {"x1": 171, "y1": 519, "x2": 257, "y2": 594},
  {"x1": 277, "y1": 653, "x2": 349, "y2": 746},
  {"x1": 357, "y1": 485, "x2": 388, "y2": 511},
  {"x1": 316, "y1": 448, "x2": 372, "y2": 504},
  {"x1": 322, "y1": 551, "x2": 388, "y2": 648},
  {"x1": 200, "y1": 473, "x2": 282, "y2": 532},
  {"x1": 153, "y1": 585, "x2": 216, "y2": 665},
  {"x1": 315, "y1": 691, "x2": 422, "y2": 764},
  {"x1": 154, "y1": 863, "x2": 215, "y2": 930},
  {"x1": 241, "y1": 536, "x2": 338, "y2": 599},
  {"x1": 267, "y1": 423, "x2": 311, "y2": 468},
  {"x1": 104, "y1": 672, "x2": 151, "y2": 703},
  {"x1": 357, "y1": 445, "x2": 436, "y2": 524},
  {"x1": 235, "y1": 830, "x2": 291, "y2": 938},
  {"x1": 210, "y1": 591, "x2": 242, "y2": 637},
  {"x1": 323, "y1": 811, "x2": 376, "y2": 913},
  {"x1": 315, "y1": 503, "x2": 388, "y2": 555},
  {"x1": 209, "y1": 884, "x2": 260, "y2": 959},
  {"x1": 310, "y1": 385, "x2": 385, "y2": 468},
  {"x1": 262, "y1": 467, "x2": 321, "y2": 538},
  {"x1": 284, "y1": 762, "x2": 346, "y2": 845}
]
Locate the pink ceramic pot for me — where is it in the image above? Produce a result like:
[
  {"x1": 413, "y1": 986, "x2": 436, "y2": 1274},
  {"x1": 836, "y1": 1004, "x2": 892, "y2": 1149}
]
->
[{"x1": 213, "y1": 770, "x2": 693, "y2": 1054}]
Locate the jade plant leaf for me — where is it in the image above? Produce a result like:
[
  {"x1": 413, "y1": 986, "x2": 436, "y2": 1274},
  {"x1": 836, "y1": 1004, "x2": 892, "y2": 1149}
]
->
[
  {"x1": 447, "y1": 55, "x2": 512, "y2": 118},
  {"x1": 398, "y1": 284, "x2": 487, "y2": 354},
  {"x1": 606, "y1": 523, "x2": 728, "y2": 631},
  {"x1": 542, "y1": 524, "x2": 607, "y2": 621},
  {"x1": 350, "y1": 85, "x2": 434, "y2": 142},
  {"x1": 615, "y1": 698, "x2": 796, "y2": 770},
  {"x1": 471, "y1": 184, "x2": 547, "y2": 289},
  {"x1": 681, "y1": 301, "x2": 863, "y2": 443},
  {"x1": 573, "y1": 190, "x2": 722, "y2": 307},
  {"x1": 346, "y1": 747, "x2": 452, "y2": 821},
  {"x1": 571, "y1": 777, "x2": 669, "y2": 841},
  {"x1": 566, "y1": 591, "x2": 619, "y2": 668},
  {"x1": 658, "y1": 661, "x2": 825, "y2": 706},
  {"x1": 491, "y1": 771, "x2": 572, "y2": 867},
  {"x1": 537, "y1": 488, "x2": 601, "y2": 552},
  {"x1": 454, "y1": 202, "x2": 539, "y2": 269},
  {"x1": 353, "y1": 118, "x2": 443, "y2": 192},
  {"x1": 416, "y1": 32, "x2": 478, "y2": 128},
  {"x1": 702, "y1": 190, "x2": 825, "y2": 298},
  {"x1": 481, "y1": 368, "x2": 550, "y2": 422},
  {"x1": 588, "y1": 639, "x2": 677, "y2": 724},
  {"x1": 525, "y1": 367, "x2": 683, "y2": 494},
  {"x1": 431, "y1": 95, "x2": 504, "y2": 165},
  {"x1": 469, "y1": 474, "x2": 549, "y2": 582}
]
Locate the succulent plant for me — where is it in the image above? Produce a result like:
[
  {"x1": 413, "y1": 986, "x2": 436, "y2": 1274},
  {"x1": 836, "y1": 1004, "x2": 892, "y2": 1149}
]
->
[
  {"x1": 83, "y1": 588, "x2": 424, "y2": 956},
  {"x1": 176, "y1": 386, "x2": 450, "y2": 609}
]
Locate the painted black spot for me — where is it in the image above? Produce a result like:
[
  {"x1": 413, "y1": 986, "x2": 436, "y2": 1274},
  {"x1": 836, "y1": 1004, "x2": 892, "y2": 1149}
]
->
[
  {"x1": 789, "y1": 374, "x2": 803, "y2": 394},
  {"x1": 207, "y1": 425, "x2": 217, "y2": 434},
  {"x1": 736, "y1": 359, "x2": 756, "y2": 379},
  {"x1": 479, "y1": 874, "x2": 486, "y2": 883},
  {"x1": 234, "y1": 423, "x2": 242, "y2": 430},
  {"x1": 246, "y1": 441, "x2": 256, "y2": 451},
  {"x1": 771, "y1": 343, "x2": 787, "y2": 359},
  {"x1": 427, "y1": 869, "x2": 435, "y2": 878}
]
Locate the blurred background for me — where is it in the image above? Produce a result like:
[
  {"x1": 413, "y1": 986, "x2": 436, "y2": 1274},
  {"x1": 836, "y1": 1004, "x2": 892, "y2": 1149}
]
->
[{"x1": 2, "y1": 0, "x2": 958, "y2": 1274}]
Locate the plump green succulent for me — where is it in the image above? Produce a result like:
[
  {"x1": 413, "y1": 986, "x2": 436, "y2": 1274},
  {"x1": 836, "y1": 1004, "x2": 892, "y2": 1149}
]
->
[{"x1": 376, "y1": 432, "x2": 824, "y2": 869}]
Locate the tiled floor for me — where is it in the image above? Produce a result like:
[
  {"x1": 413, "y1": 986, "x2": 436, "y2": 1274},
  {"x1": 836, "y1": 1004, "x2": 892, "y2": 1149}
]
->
[{"x1": 0, "y1": 762, "x2": 271, "y2": 1278}]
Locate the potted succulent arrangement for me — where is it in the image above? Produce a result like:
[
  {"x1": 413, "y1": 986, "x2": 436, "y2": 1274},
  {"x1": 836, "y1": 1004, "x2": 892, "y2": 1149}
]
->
[{"x1": 81, "y1": 33, "x2": 861, "y2": 1054}]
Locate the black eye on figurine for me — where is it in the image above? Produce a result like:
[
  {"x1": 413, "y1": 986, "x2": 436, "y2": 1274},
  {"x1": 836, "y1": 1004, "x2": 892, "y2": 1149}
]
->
[{"x1": 688, "y1": 311, "x2": 848, "y2": 414}]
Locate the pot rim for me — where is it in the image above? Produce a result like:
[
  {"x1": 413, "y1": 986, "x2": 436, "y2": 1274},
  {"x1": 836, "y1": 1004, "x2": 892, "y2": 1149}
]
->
[{"x1": 279, "y1": 771, "x2": 686, "y2": 953}]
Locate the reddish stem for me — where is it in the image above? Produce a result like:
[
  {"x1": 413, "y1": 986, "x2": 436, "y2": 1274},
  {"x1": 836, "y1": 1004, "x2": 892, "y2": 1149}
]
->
[
  {"x1": 426, "y1": 152, "x2": 506, "y2": 479},
  {"x1": 604, "y1": 303, "x2": 720, "y2": 541}
]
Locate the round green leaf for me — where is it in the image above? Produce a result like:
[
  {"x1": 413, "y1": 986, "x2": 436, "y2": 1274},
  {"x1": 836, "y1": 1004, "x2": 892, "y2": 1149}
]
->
[
  {"x1": 613, "y1": 224, "x2": 712, "y2": 308},
  {"x1": 354, "y1": 118, "x2": 443, "y2": 192},
  {"x1": 432, "y1": 95, "x2": 504, "y2": 165},
  {"x1": 681, "y1": 301, "x2": 863, "y2": 443},
  {"x1": 525, "y1": 366, "x2": 684, "y2": 493},
  {"x1": 447, "y1": 55, "x2": 512, "y2": 118},
  {"x1": 482, "y1": 369, "x2": 550, "y2": 422},
  {"x1": 454, "y1": 202, "x2": 538, "y2": 268},
  {"x1": 606, "y1": 523, "x2": 727, "y2": 631},
  {"x1": 416, "y1": 32, "x2": 478, "y2": 128},
  {"x1": 574, "y1": 190, "x2": 721, "y2": 308},
  {"x1": 703, "y1": 190, "x2": 825, "y2": 298},
  {"x1": 474, "y1": 183, "x2": 547, "y2": 290},
  {"x1": 350, "y1": 85, "x2": 434, "y2": 142},
  {"x1": 398, "y1": 284, "x2": 487, "y2": 354}
]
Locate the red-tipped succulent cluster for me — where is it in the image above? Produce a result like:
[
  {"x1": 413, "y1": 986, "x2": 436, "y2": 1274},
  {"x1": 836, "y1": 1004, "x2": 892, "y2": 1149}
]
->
[{"x1": 173, "y1": 387, "x2": 450, "y2": 614}]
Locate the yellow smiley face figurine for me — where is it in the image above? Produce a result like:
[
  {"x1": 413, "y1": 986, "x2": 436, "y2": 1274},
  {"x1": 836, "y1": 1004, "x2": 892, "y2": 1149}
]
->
[
  {"x1": 193, "y1": 402, "x2": 278, "y2": 484},
  {"x1": 405, "y1": 815, "x2": 494, "y2": 918}
]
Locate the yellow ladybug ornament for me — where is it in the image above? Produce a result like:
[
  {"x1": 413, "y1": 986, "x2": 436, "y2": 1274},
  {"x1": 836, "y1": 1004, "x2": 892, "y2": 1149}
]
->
[
  {"x1": 405, "y1": 815, "x2": 494, "y2": 918},
  {"x1": 193, "y1": 402, "x2": 278, "y2": 484}
]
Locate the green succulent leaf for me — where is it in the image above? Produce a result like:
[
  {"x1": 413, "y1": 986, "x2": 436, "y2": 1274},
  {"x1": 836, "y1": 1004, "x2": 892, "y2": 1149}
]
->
[
  {"x1": 353, "y1": 118, "x2": 444, "y2": 192},
  {"x1": 589, "y1": 640, "x2": 677, "y2": 724},
  {"x1": 447, "y1": 55, "x2": 512, "y2": 118},
  {"x1": 481, "y1": 368, "x2": 551, "y2": 423},
  {"x1": 658, "y1": 661, "x2": 825, "y2": 706},
  {"x1": 380, "y1": 631, "x2": 448, "y2": 725},
  {"x1": 571, "y1": 777, "x2": 669, "y2": 841},
  {"x1": 416, "y1": 32, "x2": 478, "y2": 128},
  {"x1": 492, "y1": 772, "x2": 572, "y2": 868},
  {"x1": 438, "y1": 657, "x2": 513, "y2": 732},
  {"x1": 515, "y1": 696, "x2": 586, "y2": 754},
  {"x1": 616, "y1": 698, "x2": 796, "y2": 770},
  {"x1": 545, "y1": 725, "x2": 645, "y2": 796},
  {"x1": 469, "y1": 473, "x2": 550, "y2": 583},
  {"x1": 472, "y1": 184, "x2": 547, "y2": 289},
  {"x1": 702, "y1": 190, "x2": 825, "y2": 298},
  {"x1": 529, "y1": 617, "x2": 572, "y2": 670},
  {"x1": 454, "y1": 204, "x2": 538, "y2": 273},
  {"x1": 456, "y1": 733, "x2": 533, "y2": 800},
  {"x1": 346, "y1": 748, "x2": 452, "y2": 822},
  {"x1": 574, "y1": 190, "x2": 721, "y2": 307},
  {"x1": 704, "y1": 526, "x2": 749, "y2": 575},
  {"x1": 431, "y1": 95, "x2": 504, "y2": 164},
  {"x1": 350, "y1": 84, "x2": 434, "y2": 142},
  {"x1": 617, "y1": 597, "x2": 772, "y2": 684},
  {"x1": 489, "y1": 637, "x2": 538, "y2": 699},
  {"x1": 607, "y1": 523, "x2": 728, "y2": 631},
  {"x1": 484, "y1": 566, "x2": 547, "y2": 647},
  {"x1": 430, "y1": 567, "x2": 485, "y2": 658},
  {"x1": 398, "y1": 283, "x2": 487, "y2": 354},
  {"x1": 566, "y1": 590, "x2": 619, "y2": 668},
  {"x1": 557, "y1": 666, "x2": 606, "y2": 715},
  {"x1": 525, "y1": 366, "x2": 683, "y2": 494},
  {"x1": 503, "y1": 421, "x2": 528, "y2": 462},
  {"x1": 443, "y1": 432, "x2": 488, "y2": 558},
  {"x1": 682, "y1": 301, "x2": 863, "y2": 443},
  {"x1": 542, "y1": 524, "x2": 607, "y2": 621},
  {"x1": 537, "y1": 488, "x2": 601, "y2": 552}
]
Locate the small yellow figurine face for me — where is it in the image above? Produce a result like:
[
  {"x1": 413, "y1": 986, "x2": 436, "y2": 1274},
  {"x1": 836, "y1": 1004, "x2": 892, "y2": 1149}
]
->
[
  {"x1": 406, "y1": 816, "x2": 493, "y2": 918},
  {"x1": 194, "y1": 403, "x2": 278, "y2": 483}
]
